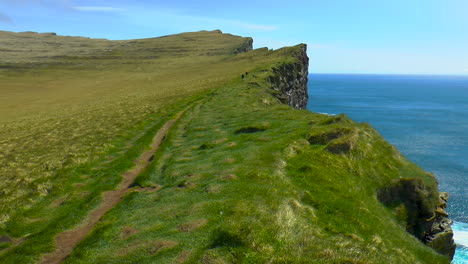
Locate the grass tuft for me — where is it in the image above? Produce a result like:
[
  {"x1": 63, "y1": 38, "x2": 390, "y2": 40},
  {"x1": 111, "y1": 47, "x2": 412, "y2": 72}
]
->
[{"x1": 0, "y1": 30, "x2": 451, "y2": 264}]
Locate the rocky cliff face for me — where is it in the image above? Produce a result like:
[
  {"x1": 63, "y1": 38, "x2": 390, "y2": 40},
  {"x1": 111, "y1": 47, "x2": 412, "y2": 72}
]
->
[
  {"x1": 378, "y1": 178, "x2": 456, "y2": 259},
  {"x1": 233, "y1": 37, "x2": 253, "y2": 54},
  {"x1": 265, "y1": 42, "x2": 455, "y2": 260},
  {"x1": 424, "y1": 192, "x2": 456, "y2": 259},
  {"x1": 267, "y1": 44, "x2": 309, "y2": 109}
]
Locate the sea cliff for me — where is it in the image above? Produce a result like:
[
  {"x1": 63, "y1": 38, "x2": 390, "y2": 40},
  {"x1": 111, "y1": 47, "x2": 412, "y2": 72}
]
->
[
  {"x1": 267, "y1": 44, "x2": 309, "y2": 109},
  {"x1": 0, "y1": 30, "x2": 456, "y2": 263},
  {"x1": 378, "y1": 178, "x2": 456, "y2": 258},
  {"x1": 272, "y1": 44, "x2": 456, "y2": 260}
]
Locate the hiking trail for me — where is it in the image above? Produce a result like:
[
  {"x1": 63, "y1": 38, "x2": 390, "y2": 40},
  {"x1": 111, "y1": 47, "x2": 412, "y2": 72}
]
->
[{"x1": 40, "y1": 109, "x2": 188, "y2": 264}]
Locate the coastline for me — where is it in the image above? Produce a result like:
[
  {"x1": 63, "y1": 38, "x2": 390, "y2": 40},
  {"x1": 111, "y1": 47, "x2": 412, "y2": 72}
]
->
[{"x1": 308, "y1": 73, "x2": 468, "y2": 261}]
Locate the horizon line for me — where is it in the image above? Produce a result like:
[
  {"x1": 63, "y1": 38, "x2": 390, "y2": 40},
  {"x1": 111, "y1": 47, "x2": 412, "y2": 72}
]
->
[{"x1": 309, "y1": 72, "x2": 468, "y2": 77}]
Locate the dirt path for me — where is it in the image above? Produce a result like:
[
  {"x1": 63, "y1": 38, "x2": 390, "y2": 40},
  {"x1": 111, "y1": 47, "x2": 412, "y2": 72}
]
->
[{"x1": 40, "y1": 109, "x2": 188, "y2": 264}]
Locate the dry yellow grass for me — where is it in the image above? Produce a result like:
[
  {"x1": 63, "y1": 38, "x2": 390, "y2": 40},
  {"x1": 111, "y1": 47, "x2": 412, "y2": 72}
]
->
[
  {"x1": 0, "y1": 30, "x2": 258, "y2": 227},
  {"x1": 0, "y1": 30, "x2": 449, "y2": 264}
]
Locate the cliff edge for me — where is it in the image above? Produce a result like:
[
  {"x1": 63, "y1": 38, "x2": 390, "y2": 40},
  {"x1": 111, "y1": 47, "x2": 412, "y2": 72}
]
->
[
  {"x1": 0, "y1": 30, "x2": 456, "y2": 264},
  {"x1": 378, "y1": 178, "x2": 456, "y2": 259},
  {"x1": 271, "y1": 48, "x2": 456, "y2": 260},
  {"x1": 267, "y1": 44, "x2": 309, "y2": 109}
]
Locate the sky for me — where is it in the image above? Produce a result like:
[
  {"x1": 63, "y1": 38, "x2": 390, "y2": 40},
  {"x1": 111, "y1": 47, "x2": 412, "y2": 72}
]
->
[{"x1": 1, "y1": 0, "x2": 468, "y2": 75}]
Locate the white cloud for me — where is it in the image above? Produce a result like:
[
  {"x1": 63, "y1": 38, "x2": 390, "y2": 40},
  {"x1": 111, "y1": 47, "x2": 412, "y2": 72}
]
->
[
  {"x1": 1, "y1": 0, "x2": 72, "y2": 7},
  {"x1": 128, "y1": 8, "x2": 277, "y2": 32},
  {"x1": 235, "y1": 22, "x2": 277, "y2": 31},
  {"x1": 195, "y1": 16, "x2": 277, "y2": 32},
  {"x1": 308, "y1": 43, "x2": 335, "y2": 49},
  {"x1": 0, "y1": 12, "x2": 13, "y2": 24},
  {"x1": 72, "y1": 6, "x2": 125, "y2": 12}
]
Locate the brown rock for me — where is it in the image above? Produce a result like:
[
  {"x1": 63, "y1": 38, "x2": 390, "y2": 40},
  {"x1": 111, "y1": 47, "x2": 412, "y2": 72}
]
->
[
  {"x1": 426, "y1": 229, "x2": 456, "y2": 260},
  {"x1": 0, "y1": 235, "x2": 12, "y2": 243}
]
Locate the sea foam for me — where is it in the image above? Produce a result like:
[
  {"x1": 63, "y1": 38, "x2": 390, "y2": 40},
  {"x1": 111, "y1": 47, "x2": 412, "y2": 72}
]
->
[
  {"x1": 453, "y1": 222, "x2": 468, "y2": 247},
  {"x1": 448, "y1": 222, "x2": 468, "y2": 263}
]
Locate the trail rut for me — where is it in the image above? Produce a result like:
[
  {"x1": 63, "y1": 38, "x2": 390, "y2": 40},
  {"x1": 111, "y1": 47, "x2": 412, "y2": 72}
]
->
[{"x1": 40, "y1": 109, "x2": 187, "y2": 264}]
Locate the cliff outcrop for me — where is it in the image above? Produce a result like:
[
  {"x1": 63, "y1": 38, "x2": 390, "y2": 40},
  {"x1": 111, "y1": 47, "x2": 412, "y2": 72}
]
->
[
  {"x1": 424, "y1": 192, "x2": 456, "y2": 259},
  {"x1": 378, "y1": 178, "x2": 456, "y2": 259},
  {"x1": 0, "y1": 30, "x2": 456, "y2": 263},
  {"x1": 265, "y1": 43, "x2": 455, "y2": 259},
  {"x1": 232, "y1": 37, "x2": 253, "y2": 54},
  {"x1": 267, "y1": 44, "x2": 309, "y2": 109}
]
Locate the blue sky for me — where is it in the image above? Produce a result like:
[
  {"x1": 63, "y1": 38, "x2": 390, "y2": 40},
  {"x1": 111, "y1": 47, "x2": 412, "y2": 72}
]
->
[{"x1": 1, "y1": 0, "x2": 468, "y2": 75}]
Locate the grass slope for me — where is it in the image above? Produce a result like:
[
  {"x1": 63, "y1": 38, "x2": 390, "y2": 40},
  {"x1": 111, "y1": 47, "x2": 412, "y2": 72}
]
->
[
  {"x1": 0, "y1": 30, "x2": 449, "y2": 263},
  {"x1": 62, "y1": 69, "x2": 448, "y2": 264},
  {"x1": 0, "y1": 30, "x2": 256, "y2": 262}
]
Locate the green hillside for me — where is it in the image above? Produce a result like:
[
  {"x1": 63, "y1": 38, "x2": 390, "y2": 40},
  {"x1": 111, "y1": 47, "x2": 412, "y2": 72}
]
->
[{"x1": 0, "y1": 30, "x2": 452, "y2": 263}]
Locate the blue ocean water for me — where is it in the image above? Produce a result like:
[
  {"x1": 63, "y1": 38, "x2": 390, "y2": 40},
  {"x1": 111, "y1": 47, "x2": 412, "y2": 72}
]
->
[{"x1": 307, "y1": 74, "x2": 468, "y2": 263}]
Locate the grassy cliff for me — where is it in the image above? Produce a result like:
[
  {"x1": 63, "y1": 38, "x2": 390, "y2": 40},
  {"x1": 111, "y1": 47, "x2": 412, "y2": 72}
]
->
[{"x1": 0, "y1": 30, "x2": 452, "y2": 263}]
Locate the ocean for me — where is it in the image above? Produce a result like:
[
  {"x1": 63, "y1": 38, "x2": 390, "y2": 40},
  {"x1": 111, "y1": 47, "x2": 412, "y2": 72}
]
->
[{"x1": 307, "y1": 74, "x2": 468, "y2": 263}]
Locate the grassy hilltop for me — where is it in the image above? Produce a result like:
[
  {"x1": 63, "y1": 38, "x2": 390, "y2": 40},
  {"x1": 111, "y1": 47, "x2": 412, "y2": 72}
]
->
[{"x1": 0, "y1": 30, "x2": 451, "y2": 263}]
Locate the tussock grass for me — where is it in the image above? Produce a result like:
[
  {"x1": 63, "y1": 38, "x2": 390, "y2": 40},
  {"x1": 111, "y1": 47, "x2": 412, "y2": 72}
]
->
[
  {"x1": 65, "y1": 70, "x2": 448, "y2": 263},
  {"x1": 0, "y1": 30, "x2": 266, "y2": 263},
  {"x1": 0, "y1": 30, "x2": 450, "y2": 263}
]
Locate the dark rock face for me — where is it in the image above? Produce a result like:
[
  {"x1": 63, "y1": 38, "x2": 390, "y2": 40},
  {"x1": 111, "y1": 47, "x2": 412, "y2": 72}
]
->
[
  {"x1": 268, "y1": 44, "x2": 309, "y2": 109},
  {"x1": 233, "y1": 38, "x2": 253, "y2": 54},
  {"x1": 378, "y1": 179, "x2": 456, "y2": 259},
  {"x1": 423, "y1": 192, "x2": 456, "y2": 259},
  {"x1": 0, "y1": 235, "x2": 12, "y2": 243}
]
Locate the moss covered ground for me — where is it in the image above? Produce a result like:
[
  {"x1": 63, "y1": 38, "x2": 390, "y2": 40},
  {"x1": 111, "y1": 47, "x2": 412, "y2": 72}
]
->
[{"x1": 0, "y1": 30, "x2": 450, "y2": 263}]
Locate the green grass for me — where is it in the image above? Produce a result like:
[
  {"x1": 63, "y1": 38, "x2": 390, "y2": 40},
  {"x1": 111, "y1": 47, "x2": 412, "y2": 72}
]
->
[
  {"x1": 0, "y1": 30, "x2": 450, "y2": 263},
  {"x1": 64, "y1": 72, "x2": 447, "y2": 263},
  {"x1": 0, "y1": 30, "x2": 262, "y2": 262}
]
